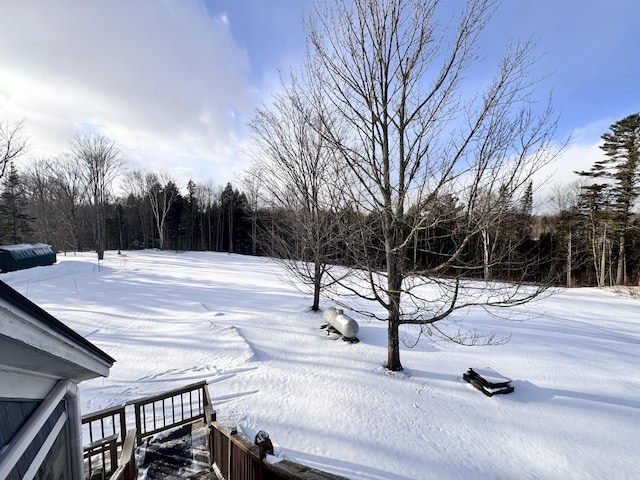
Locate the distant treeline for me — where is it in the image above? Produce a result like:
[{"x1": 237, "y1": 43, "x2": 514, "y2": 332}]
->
[
  {"x1": 1, "y1": 156, "x2": 640, "y2": 288},
  {"x1": 2, "y1": 110, "x2": 639, "y2": 289}
]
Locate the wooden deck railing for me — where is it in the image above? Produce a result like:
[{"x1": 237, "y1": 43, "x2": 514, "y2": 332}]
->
[
  {"x1": 128, "y1": 380, "x2": 210, "y2": 446},
  {"x1": 82, "y1": 380, "x2": 347, "y2": 480},
  {"x1": 82, "y1": 381, "x2": 209, "y2": 479},
  {"x1": 209, "y1": 418, "x2": 348, "y2": 480},
  {"x1": 82, "y1": 404, "x2": 127, "y2": 479},
  {"x1": 82, "y1": 404, "x2": 127, "y2": 450},
  {"x1": 107, "y1": 429, "x2": 137, "y2": 480},
  {"x1": 83, "y1": 433, "x2": 118, "y2": 480}
]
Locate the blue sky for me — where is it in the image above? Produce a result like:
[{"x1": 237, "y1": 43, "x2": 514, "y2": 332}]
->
[{"x1": 0, "y1": 0, "x2": 638, "y2": 201}]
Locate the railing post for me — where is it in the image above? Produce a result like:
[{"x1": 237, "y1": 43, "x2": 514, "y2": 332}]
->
[
  {"x1": 254, "y1": 430, "x2": 273, "y2": 460},
  {"x1": 205, "y1": 407, "x2": 216, "y2": 471},
  {"x1": 118, "y1": 408, "x2": 126, "y2": 446},
  {"x1": 109, "y1": 437, "x2": 119, "y2": 473},
  {"x1": 134, "y1": 404, "x2": 142, "y2": 446},
  {"x1": 255, "y1": 430, "x2": 273, "y2": 480},
  {"x1": 205, "y1": 406, "x2": 216, "y2": 424},
  {"x1": 228, "y1": 427, "x2": 237, "y2": 479}
]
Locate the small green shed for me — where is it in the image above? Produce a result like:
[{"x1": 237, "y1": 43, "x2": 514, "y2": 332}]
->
[{"x1": 0, "y1": 244, "x2": 57, "y2": 273}]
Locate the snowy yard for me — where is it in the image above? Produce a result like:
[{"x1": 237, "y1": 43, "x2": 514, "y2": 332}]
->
[{"x1": 3, "y1": 250, "x2": 639, "y2": 479}]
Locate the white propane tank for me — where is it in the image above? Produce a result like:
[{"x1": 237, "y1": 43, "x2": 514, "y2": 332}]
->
[{"x1": 323, "y1": 307, "x2": 359, "y2": 339}]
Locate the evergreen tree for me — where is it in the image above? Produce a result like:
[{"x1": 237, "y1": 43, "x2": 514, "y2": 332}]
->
[
  {"x1": 578, "y1": 113, "x2": 640, "y2": 285},
  {"x1": 576, "y1": 182, "x2": 614, "y2": 286},
  {"x1": 220, "y1": 183, "x2": 235, "y2": 253},
  {"x1": 180, "y1": 180, "x2": 200, "y2": 251},
  {"x1": 164, "y1": 187, "x2": 184, "y2": 250},
  {"x1": 232, "y1": 190, "x2": 252, "y2": 254},
  {"x1": 0, "y1": 162, "x2": 32, "y2": 244}
]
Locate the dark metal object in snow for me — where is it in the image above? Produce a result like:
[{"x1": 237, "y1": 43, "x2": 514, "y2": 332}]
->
[
  {"x1": 463, "y1": 367, "x2": 514, "y2": 397},
  {"x1": 255, "y1": 430, "x2": 274, "y2": 459}
]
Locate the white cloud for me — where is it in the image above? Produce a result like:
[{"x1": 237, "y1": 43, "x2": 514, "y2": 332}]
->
[
  {"x1": 533, "y1": 135, "x2": 604, "y2": 212},
  {"x1": 0, "y1": 0, "x2": 256, "y2": 188}
]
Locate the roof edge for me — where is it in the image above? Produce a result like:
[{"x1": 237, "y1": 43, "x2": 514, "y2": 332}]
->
[{"x1": 0, "y1": 280, "x2": 116, "y2": 366}]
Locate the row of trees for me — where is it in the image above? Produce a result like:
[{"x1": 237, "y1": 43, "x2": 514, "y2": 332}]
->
[
  {"x1": 4, "y1": 127, "x2": 638, "y2": 292},
  {"x1": 574, "y1": 113, "x2": 640, "y2": 287},
  {"x1": 2, "y1": 0, "x2": 638, "y2": 372},
  {"x1": 0, "y1": 129, "x2": 254, "y2": 257}
]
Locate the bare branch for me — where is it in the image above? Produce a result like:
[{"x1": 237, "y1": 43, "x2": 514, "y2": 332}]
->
[{"x1": 0, "y1": 119, "x2": 28, "y2": 179}]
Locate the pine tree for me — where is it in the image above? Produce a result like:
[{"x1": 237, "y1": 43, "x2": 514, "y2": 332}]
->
[
  {"x1": 180, "y1": 180, "x2": 200, "y2": 251},
  {"x1": 0, "y1": 162, "x2": 32, "y2": 244},
  {"x1": 578, "y1": 113, "x2": 640, "y2": 285},
  {"x1": 220, "y1": 183, "x2": 235, "y2": 253}
]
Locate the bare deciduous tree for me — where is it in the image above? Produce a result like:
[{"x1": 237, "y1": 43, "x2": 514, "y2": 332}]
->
[
  {"x1": 145, "y1": 171, "x2": 178, "y2": 250},
  {"x1": 247, "y1": 78, "x2": 346, "y2": 311},
  {"x1": 242, "y1": 166, "x2": 266, "y2": 257},
  {"x1": 122, "y1": 170, "x2": 154, "y2": 249},
  {"x1": 306, "y1": 0, "x2": 563, "y2": 370},
  {"x1": 23, "y1": 155, "x2": 85, "y2": 252},
  {"x1": 194, "y1": 180, "x2": 216, "y2": 250},
  {"x1": 71, "y1": 134, "x2": 123, "y2": 260},
  {"x1": 0, "y1": 119, "x2": 28, "y2": 180},
  {"x1": 23, "y1": 158, "x2": 56, "y2": 245},
  {"x1": 549, "y1": 180, "x2": 587, "y2": 287},
  {"x1": 52, "y1": 154, "x2": 87, "y2": 252}
]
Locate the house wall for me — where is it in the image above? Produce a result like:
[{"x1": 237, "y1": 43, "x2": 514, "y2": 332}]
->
[
  {"x1": 0, "y1": 368, "x2": 58, "y2": 400},
  {"x1": 0, "y1": 376, "x2": 81, "y2": 480},
  {"x1": 0, "y1": 400, "x2": 42, "y2": 448},
  {"x1": 0, "y1": 368, "x2": 57, "y2": 451},
  {"x1": 5, "y1": 400, "x2": 67, "y2": 480},
  {"x1": 0, "y1": 380, "x2": 84, "y2": 480},
  {"x1": 34, "y1": 426, "x2": 71, "y2": 480}
]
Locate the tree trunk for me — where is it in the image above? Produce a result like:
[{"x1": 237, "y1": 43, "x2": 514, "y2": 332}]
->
[
  {"x1": 157, "y1": 221, "x2": 164, "y2": 250},
  {"x1": 599, "y1": 225, "x2": 607, "y2": 287},
  {"x1": 216, "y1": 210, "x2": 221, "y2": 251},
  {"x1": 482, "y1": 229, "x2": 491, "y2": 280},
  {"x1": 566, "y1": 230, "x2": 572, "y2": 287},
  {"x1": 227, "y1": 204, "x2": 234, "y2": 253},
  {"x1": 616, "y1": 232, "x2": 625, "y2": 285},
  {"x1": 386, "y1": 252, "x2": 403, "y2": 371},
  {"x1": 386, "y1": 316, "x2": 402, "y2": 372},
  {"x1": 252, "y1": 212, "x2": 257, "y2": 256},
  {"x1": 312, "y1": 259, "x2": 322, "y2": 312},
  {"x1": 96, "y1": 204, "x2": 105, "y2": 260}
]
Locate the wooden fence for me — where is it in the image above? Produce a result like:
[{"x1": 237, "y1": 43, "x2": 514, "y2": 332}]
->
[
  {"x1": 129, "y1": 380, "x2": 210, "y2": 446},
  {"x1": 82, "y1": 404, "x2": 127, "y2": 479},
  {"x1": 82, "y1": 380, "x2": 346, "y2": 480},
  {"x1": 81, "y1": 381, "x2": 209, "y2": 480},
  {"x1": 208, "y1": 414, "x2": 348, "y2": 480}
]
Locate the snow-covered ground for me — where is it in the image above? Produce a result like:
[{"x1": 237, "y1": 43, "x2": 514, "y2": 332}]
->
[{"x1": 3, "y1": 250, "x2": 639, "y2": 479}]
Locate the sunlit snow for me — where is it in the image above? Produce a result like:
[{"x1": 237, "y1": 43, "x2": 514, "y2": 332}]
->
[{"x1": 4, "y1": 250, "x2": 638, "y2": 479}]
